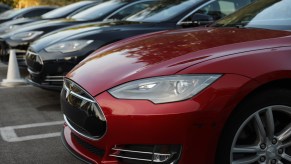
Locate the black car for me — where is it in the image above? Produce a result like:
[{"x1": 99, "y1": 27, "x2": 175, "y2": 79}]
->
[
  {"x1": 26, "y1": 0, "x2": 256, "y2": 90},
  {"x1": 0, "y1": 1, "x2": 101, "y2": 35},
  {"x1": 0, "y1": 6, "x2": 56, "y2": 24},
  {"x1": 0, "y1": 0, "x2": 156, "y2": 64},
  {"x1": 0, "y1": 3, "x2": 11, "y2": 14}
]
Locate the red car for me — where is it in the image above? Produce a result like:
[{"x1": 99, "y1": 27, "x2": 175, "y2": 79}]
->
[{"x1": 61, "y1": 0, "x2": 291, "y2": 163}]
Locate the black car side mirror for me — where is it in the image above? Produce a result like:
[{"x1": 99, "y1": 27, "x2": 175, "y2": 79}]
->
[{"x1": 192, "y1": 13, "x2": 214, "y2": 26}]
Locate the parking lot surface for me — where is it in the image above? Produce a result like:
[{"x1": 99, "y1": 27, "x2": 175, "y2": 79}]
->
[{"x1": 0, "y1": 63, "x2": 82, "y2": 163}]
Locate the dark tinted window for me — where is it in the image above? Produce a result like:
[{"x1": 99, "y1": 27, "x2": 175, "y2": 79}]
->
[
  {"x1": 0, "y1": 4, "x2": 10, "y2": 13},
  {"x1": 107, "y1": 0, "x2": 155, "y2": 20},
  {"x1": 214, "y1": 0, "x2": 291, "y2": 30},
  {"x1": 22, "y1": 8, "x2": 53, "y2": 18},
  {"x1": 42, "y1": 1, "x2": 93, "y2": 19},
  {"x1": 126, "y1": 0, "x2": 202, "y2": 22},
  {"x1": 181, "y1": 0, "x2": 255, "y2": 23},
  {"x1": 0, "y1": 7, "x2": 54, "y2": 19},
  {"x1": 71, "y1": 0, "x2": 127, "y2": 21}
]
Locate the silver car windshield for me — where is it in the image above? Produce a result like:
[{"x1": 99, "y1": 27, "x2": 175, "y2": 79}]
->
[{"x1": 213, "y1": 0, "x2": 291, "y2": 31}]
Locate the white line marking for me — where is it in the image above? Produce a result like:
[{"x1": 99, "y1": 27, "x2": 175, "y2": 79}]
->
[
  {"x1": 0, "y1": 121, "x2": 64, "y2": 142},
  {"x1": 0, "y1": 85, "x2": 32, "y2": 89}
]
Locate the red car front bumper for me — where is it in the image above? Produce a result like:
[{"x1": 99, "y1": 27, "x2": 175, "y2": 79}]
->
[{"x1": 61, "y1": 74, "x2": 252, "y2": 163}]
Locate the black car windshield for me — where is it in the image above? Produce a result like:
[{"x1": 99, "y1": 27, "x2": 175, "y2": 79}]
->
[
  {"x1": 213, "y1": 0, "x2": 291, "y2": 31},
  {"x1": 41, "y1": 1, "x2": 93, "y2": 19},
  {"x1": 125, "y1": 0, "x2": 202, "y2": 22},
  {"x1": 70, "y1": 0, "x2": 126, "y2": 21}
]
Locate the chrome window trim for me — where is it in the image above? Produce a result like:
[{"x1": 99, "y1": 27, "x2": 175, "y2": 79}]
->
[
  {"x1": 104, "y1": 0, "x2": 155, "y2": 20},
  {"x1": 177, "y1": 0, "x2": 215, "y2": 26}
]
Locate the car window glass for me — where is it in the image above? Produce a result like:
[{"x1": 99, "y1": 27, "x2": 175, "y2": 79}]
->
[
  {"x1": 71, "y1": 1, "x2": 126, "y2": 21},
  {"x1": 181, "y1": 0, "x2": 255, "y2": 23},
  {"x1": 22, "y1": 9, "x2": 52, "y2": 18},
  {"x1": 42, "y1": 1, "x2": 92, "y2": 19},
  {"x1": 107, "y1": 1, "x2": 155, "y2": 20},
  {"x1": 214, "y1": 0, "x2": 291, "y2": 30},
  {"x1": 0, "y1": 7, "x2": 9, "y2": 14},
  {"x1": 126, "y1": 0, "x2": 202, "y2": 22}
]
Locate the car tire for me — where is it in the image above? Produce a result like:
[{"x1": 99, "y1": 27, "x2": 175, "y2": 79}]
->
[{"x1": 216, "y1": 87, "x2": 291, "y2": 164}]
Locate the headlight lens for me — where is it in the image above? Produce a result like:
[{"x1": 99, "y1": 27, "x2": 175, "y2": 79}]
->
[
  {"x1": 10, "y1": 31, "x2": 43, "y2": 41},
  {"x1": 109, "y1": 75, "x2": 221, "y2": 104},
  {"x1": 45, "y1": 40, "x2": 94, "y2": 53},
  {"x1": 4, "y1": 25, "x2": 19, "y2": 33},
  {"x1": 0, "y1": 25, "x2": 10, "y2": 33}
]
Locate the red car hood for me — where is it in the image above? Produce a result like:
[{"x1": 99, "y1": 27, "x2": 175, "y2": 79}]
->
[{"x1": 67, "y1": 27, "x2": 291, "y2": 96}]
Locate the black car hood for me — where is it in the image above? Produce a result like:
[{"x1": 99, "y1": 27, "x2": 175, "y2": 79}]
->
[
  {"x1": 0, "y1": 17, "x2": 40, "y2": 27},
  {"x1": 8, "y1": 18, "x2": 82, "y2": 36},
  {"x1": 30, "y1": 21, "x2": 150, "y2": 51}
]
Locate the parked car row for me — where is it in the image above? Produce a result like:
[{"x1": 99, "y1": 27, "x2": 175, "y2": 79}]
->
[
  {"x1": 26, "y1": 0, "x2": 249, "y2": 90},
  {"x1": 0, "y1": 0, "x2": 142, "y2": 63},
  {"x1": 0, "y1": 6, "x2": 56, "y2": 24},
  {"x1": 0, "y1": 3, "x2": 11, "y2": 14},
  {"x1": 0, "y1": 1, "x2": 101, "y2": 36},
  {"x1": 3, "y1": 0, "x2": 291, "y2": 163},
  {"x1": 1, "y1": 0, "x2": 253, "y2": 91}
]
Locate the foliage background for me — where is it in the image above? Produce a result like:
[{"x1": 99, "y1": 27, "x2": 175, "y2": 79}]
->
[{"x1": 0, "y1": 0, "x2": 82, "y2": 8}]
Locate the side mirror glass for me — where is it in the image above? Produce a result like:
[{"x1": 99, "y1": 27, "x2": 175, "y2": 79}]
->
[{"x1": 191, "y1": 13, "x2": 214, "y2": 26}]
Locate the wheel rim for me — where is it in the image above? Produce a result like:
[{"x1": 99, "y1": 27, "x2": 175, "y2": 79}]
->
[{"x1": 231, "y1": 105, "x2": 291, "y2": 164}]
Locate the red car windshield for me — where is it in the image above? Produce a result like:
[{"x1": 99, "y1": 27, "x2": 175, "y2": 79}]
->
[{"x1": 213, "y1": 0, "x2": 291, "y2": 31}]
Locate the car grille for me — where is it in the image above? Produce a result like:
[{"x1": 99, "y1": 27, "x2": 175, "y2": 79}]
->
[
  {"x1": 26, "y1": 51, "x2": 43, "y2": 74},
  {"x1": 71, "y1": 132, "x2": 105, "y2": 157},
  {"x1": 15, "y1": 49, "x2": 27, "y2": 62},
  {"x1": 42, "y1": 75, "x2": 64, "y2": 86},
  {"x1": 62, "y1": 78, "x2": 107, "y2": 140}
]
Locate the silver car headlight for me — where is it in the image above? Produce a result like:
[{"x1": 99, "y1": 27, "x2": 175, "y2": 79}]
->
[
  {"x1": 45, "y1": 40, "x2": 94, "y2": 53},
  {"x1": 109, "y1": 74, "x2": 221, "y2": 104},
  {"x1": 0, "y1": 25, "x2": 9, "y2": 33},
  {"x1": 10, "y1": 31, "x2": 43, "y2": 41},
  {"x1": 4, "y1": 25, "x2": 19, "y2": 33}
]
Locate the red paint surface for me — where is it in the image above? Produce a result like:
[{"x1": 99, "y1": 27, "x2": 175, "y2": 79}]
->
[{"x1": 64, "y1": 27, "x2": 291, "y2": 163}]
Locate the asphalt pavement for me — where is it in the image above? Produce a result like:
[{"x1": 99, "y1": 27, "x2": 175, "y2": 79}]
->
[{"x1": 0, "y1": 63, "x2": 82, "y2": 163}]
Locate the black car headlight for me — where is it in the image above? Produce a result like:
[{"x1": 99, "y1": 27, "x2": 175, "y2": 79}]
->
[{"x1": 45, "y1": 40, "x2": 93, "y2": 53}]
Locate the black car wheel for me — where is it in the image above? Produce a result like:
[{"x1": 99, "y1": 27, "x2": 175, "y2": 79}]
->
[{"x1": 216, "y1": 88, "x2": 291, "y2": 164}]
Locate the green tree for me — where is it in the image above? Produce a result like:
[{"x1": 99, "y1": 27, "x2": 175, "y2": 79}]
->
[
  {"x1": 0, "y1": 0, "x2": 82, "y2": 8},
  {"x1": 39, "y1": 0, "x2": 81, "y2": 6},
  {"x1": 0, "y1": 0, "x2": 17, "y2": 7}
]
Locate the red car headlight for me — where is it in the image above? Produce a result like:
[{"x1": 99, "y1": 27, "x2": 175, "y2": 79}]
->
[{"x1": 109, "y1": 74, "x2": 221, "y2": 103}]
